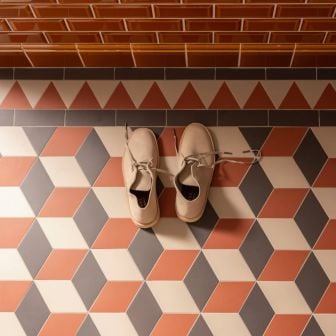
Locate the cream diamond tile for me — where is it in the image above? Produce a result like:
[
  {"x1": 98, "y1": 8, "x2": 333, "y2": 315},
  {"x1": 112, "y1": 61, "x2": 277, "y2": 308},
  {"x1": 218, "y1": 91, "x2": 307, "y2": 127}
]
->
[
  {"x1": 156, "y1": 80, "x2": 188, "y2": 108},
  {"x1": 0, "y1": 313, "x2": 26, "y2": 336},
  {"x1": 52, "y1": 80, "x2": 84, "y2": 108},
  {"x1": 312, "y1": 127, "x2": 336, "y2": 158},
  {"x1": 226, "y1": 81, "x2": 257, "y2": 108},
  {"x1": 0, "y1": 187, "x2": 34, "y2": 217},
  {"x1": 203, "y1": 250, "x2": 255, "y2": 281},
  {"x1": 296, "y1": 80, "x2": 329, "y2": 109},
  {"x1": 312, "y1": 188, "x2": 336, "y2": 218},
  {"x1": 147, "y1": 281, "x2": 199, "y2": 313},
  {"x1": 40, "y1": 157, "x2": 90, "y2": 187},
  {"x1": 192, "y1": 81, "x2": 223, "y2": 108},
  {"x1": 19, "y1": 80, "x2": 50, "y2": 108},
  {"x1": 261, "y1": 80, "x2": 292, "y2": 108},
  {"x1": 88, "y1": 81, "x2": 118, "y2": 108},
  {"x1": 0, "y1": 250, "x2": 31, "y2": 280},
  {"x1": 314, "y1": 314, "x2": 336, "y2": 336},
  {"x1": 95, "y1": 126, "x2": 125, "y2": 157},
  {"x1": 314, "y1": 251, "x2": 336, "y2": 282},
  {"x1": 122, "y1": 80, "x2": 154, "y2": 108}
]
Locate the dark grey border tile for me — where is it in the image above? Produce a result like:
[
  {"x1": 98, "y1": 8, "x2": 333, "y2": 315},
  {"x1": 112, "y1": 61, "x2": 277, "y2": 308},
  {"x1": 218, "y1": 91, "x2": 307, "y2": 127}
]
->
[
  {"x1": 218, "y1": 110, "x2": 268, "y2": 126},
  {"x1": 320, "y1": 110, "x2": 336, "y2": 126},
  {"x1": 115, "y1": 68, "x2": 164, "y2": 80},
  {"x1": 0, "y1": 109, "x2": 14, "y2": 125},
  {"x1": 317, "y1": 68, "x2": 336, "y2": 79},
  {"x1": 0, "y1": 68, "x2": 13, "y2": 79},
  {"x1": 15, "y1": 110, "x2": 65, "y2": 126},
  {"x1": 116, "y1": 110, "x2": 165, "y2": 126},
  {"x1": 269, "y1": 110, "x2": 318, "y2": 126},
  {"x1": 66, "y1": 110, "x2": 115, "y2": 126},
  {"x1": 14, "y1": 68, "x2": 63, "y2": 80},
  {"x1": 216, "y1": 68, "x2": 265, "y2": 80},
  {"x1": 165, "y1": 68, "x2": 215, "y2": 80},
  {"x1": 167, "y1": 109, "x2": 217, "y2": 126},
  {"x1": 266, "y1": 68, "x2": 316, "y2": 80},
  {"x1": 64, "y1": 68, "x2": 115, "y2": 80}
]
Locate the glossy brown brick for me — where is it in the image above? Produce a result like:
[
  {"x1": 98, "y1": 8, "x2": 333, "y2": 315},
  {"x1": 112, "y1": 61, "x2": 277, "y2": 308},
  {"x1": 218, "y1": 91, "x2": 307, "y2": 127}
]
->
[
  {"x1": 293, "y1": 45, "x2": 336, "y2": 67},
  {"x1": 159, "y1": 32, "x2": 212, "y2": 43},
  {"x1": 216, "y1": 5, "x2": 274, "y2": 18},
  {"x1": 122, "y1": 0, "x2": 179, "y2": 2},
  {"x1": 240, "y1": 44, "x2": 294, "y2": 67},
  {"x1": 326, "y1": 33, "x2": 336, "y2": 43},
  {"x1": 155, "y1": 5, "x2": 212, "y2": 18},
  {"x1": 186, "y1": 19, "x2": 241, "y2": 31},
  {"x1": 187, "y1": 44, "x2": 240, "y2": 67},
  {"x1": 0, "y1": 6, "x2": 33, "y2": 18},
  {"x1": 0, "y1": 20, "x2": 9, "y2": 31},
  {"x1": 46, "y1": 32, "x2": 101, "y2": 43},
  {"x1": 133, "y1": 44, "x2": 186, "y2": 67},
  {"x1": 103, "y1": 32, "x2": 157, "y2": 43},
  {"x1": 270, "y1": 32, "x2": 325, "y2": 43},
  {"x1": 276, "y1": 5, "x2": 335, "y2": 18},
  {"x1": 9, "y1": 19, "x2": 67, "y2": 31},
  {"x1": 0, "y1": 33, "x2": 46, "y2": 44},
  {"x1": 126, "y1": 19, "x2": 182, "y2": 31},
  {"x1": 215, "y1": 32, "x2": 268, "y2": 43},
  {"x1": 244, "y1": 19, "x2": 300, "y2": 31},
  {"x1": 94, "y1": 5, "x2": 152, "y2": 18},
  {"x1": 33, "y1": 5, "x2": 92, "y2": 18},
  {"x1": 0, "y1": 46, "x2": 31, "y2": 67},
  {"x1": 67, "y1": 19, "x2": 125, "y2": 31},
  {"x1": 302, "y1": 19, "x2": 336, "y2": 31}
]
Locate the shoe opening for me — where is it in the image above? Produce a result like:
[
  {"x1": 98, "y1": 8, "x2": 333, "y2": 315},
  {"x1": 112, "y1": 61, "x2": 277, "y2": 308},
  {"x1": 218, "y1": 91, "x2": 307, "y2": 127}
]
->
[{"x1": 130, "y1": 189, "x2": 150, "y2": 208}]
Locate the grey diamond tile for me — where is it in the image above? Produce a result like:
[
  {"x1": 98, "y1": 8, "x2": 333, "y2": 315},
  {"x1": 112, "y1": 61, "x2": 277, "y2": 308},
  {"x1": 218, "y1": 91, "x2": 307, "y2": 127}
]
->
[
  {"x1": 240, "y1": 283, "x2": 274, "y2": 336},
  {"x1": 240, "y1": 221, "x2": 273, "y2": 278},
  {"x1": 23, "y1": 127, "x2": 55, "y2": 154},
  {"x1": 16, "y1": 283, "x2": 50, "y2": 336},
  {"x1": 189, "y1": 315, "x2": 213, "y2": 336},
  {"x1": 296, "y1": 253, "x2": 329, "y2": 311},
  {"x1": 127, "y1": 282, "x2": 162, "y2": 336},
  {"x1": 239, "y1": 163, "x2": 273, "y2": 216},
  {"x1": 72, "y1": 251, "x2": 106, "y2": 310},
  {"x1": 295, "y1": 191, "x2": 329, "y2": 247},
  {"x1": 129, "y1": 229, "x2": 163, "y2": 278},
  {"x1": 76, "y1": 129, "x2": 110, "y2": 185},
  {"x1": 189, "y1": 201, "x2": 219, "y2": 247},
  {"x1": 77, "y1": 315, "x2": 100, "y2": 336},
  {"x1": 294, "y1": 129, "x2": 328, "y2": 185},
  {"x1": 74, "y1": 190, "x2": 108, "y2": 247},
  {"x1": 21, "y1": 159, "x2": 54, "y2": 215},
  {"x1": 184, "y1": 252, "x2": 218, "y2": 311},
  {"x1": 302, "y1": 316, "x2": 325, "y2": 336},
  {"x1": 239, "y1": 127, "x2": 271, "y2": 150},
  {"x1": 18, "y1": 220, "x2": 52, "y2": 277}
]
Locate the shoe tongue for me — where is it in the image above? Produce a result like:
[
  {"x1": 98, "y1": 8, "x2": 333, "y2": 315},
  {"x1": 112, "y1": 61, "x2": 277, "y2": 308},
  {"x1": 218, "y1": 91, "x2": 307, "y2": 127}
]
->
[
  {"x1": 132, "y1": 170, "x2": 152, "y2": 191},
  {"x1": 178, "y1": 163, "x2": 199, "y2": 187}
]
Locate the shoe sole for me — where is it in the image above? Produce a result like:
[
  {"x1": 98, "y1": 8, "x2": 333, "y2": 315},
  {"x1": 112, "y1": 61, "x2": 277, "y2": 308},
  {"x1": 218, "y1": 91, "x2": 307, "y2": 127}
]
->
[
  {"x1": 175, "y1": 123, "x2": 215, "y2": 223},
  {"x1": 122, "y1": 128, "x2": 160, "y2": 228}
]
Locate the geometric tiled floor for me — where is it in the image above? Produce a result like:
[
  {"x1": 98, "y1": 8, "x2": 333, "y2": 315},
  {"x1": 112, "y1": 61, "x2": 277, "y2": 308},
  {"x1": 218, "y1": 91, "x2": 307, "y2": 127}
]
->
[{"x1": 0, "y1": 125, "x2": 335, "y2": 335}]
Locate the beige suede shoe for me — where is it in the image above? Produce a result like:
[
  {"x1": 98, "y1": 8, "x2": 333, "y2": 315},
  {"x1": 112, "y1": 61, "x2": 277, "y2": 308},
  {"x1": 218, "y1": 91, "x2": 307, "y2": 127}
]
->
[
  {"x1": 174, "y1": 123, "x2": 215, "y2": 222},
  {"x1": 122, "y1": 128, "x2": 160, "y2": 228}
]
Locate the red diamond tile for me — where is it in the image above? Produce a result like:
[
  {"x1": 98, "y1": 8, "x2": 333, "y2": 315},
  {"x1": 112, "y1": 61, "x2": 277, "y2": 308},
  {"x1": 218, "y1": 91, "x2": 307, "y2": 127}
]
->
[
  {"x1": 0, "y1": 82, "x2": 31, "y2": 109},
  {"x1": 92, "y1": 219, "x2": 138, "y2": 249},
  {"x1": 279, "y1": 82, "x2": 310, "y2": 109},
  {"x1": 315, "y1": 83, "x2": 336, "y2": 109},
  {"x1": 204, "y1": 219, "x2": 254, "y2": 249},
  {"x1": 259, "y1": 188, "x2": 308, "y2": 218},
  {"x1": 264, "y1": 314, "x2": 310, "y2": 336},
  {"x1": 209, "y1": 82, "x2": 240, "y2": 109},
  {"x1": 39, "y1": 314, "x2": 85, "y2": 336},
  {"x1": 314, "y1": 220, "x2": 336, "y2": 249},
  {"x1": 0, "y1": 157, "x2": 35, "y2": 186},
  {"x1": 104, "y1": 82, "x2": 136, "y2": 109},
  {"x1": 148, "y1": 250, "x2": 198, "y2": 280},
  {"x1": 158, "y1": 188, "x2": 176, "y2": 217},
  {"x1": 244, "y1": 82, "x2": 275, "y2": 109},
  {"x1": 94, "y1": 157, "x2": 124, "y2": 187},
  {"x1": 39, "y1": 187, "x2": 89, "y2": 217},
  {"x1": 0, "y1": 281, "x2": 31, "y2": 312},
  {"x1": 91, "y1": 281, "x2": 141, "y2": 312},
  {"x1": 70, "y1": 82, "x2": 101, "y2": 109},
  {"x1": 41, "y1": 127, "x2": 91, "y2": 156},
  {"x1": 35, "y1": 82, "x2": 66, "y2": 109},
  {"x1": 0, "y1": 218, "x2": 33, "y2": 248},
  {"x1": 204, "y1": 282, "x2": 254, "y2": 312},
  {"x1": 259, "y1": 250, "x2": 309, "y2": 281},
  {"x1": 315, "y1": 283, "x2": 336, "y2": 313},
  {"x1": 151, "y1": 314, "x2": 197, "y2": 336},
  {"x1": 174, "y1": 82, "x2": 205, "y2": 109},
  {"x1": 158, "y1": 127, "x2": 184, "y2": 157},
  {"x1": 211, "y1": 161, "x2": 250, "y2": 187},
  {"x1": 261, "y1": 127, "x2": 307, "y2": 156},
  {"x1": 36, "y1": 249, "x2": 87, "y2": 280},
  {"x1": 314, "y1": 159, "x2": 336, "y2": 187},
  {"x1": 139, "y1": 82, "x2": 170, "y2": 109}
]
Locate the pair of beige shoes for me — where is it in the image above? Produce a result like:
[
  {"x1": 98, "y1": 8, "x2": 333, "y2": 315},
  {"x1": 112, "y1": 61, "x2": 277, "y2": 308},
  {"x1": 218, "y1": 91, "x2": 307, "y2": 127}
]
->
[{"x1": 122, "y1": 123, "x2": 216, "y2": 228}]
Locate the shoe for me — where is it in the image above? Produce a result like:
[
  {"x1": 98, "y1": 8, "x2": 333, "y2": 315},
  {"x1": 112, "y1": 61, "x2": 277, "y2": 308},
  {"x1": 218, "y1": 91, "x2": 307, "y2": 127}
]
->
[
  {"x1": 122, "y1": 128, "x2": 160, "y2": 228},
  {"x1": 174, "y1": 123, "x2": 215, "y2": 222}
]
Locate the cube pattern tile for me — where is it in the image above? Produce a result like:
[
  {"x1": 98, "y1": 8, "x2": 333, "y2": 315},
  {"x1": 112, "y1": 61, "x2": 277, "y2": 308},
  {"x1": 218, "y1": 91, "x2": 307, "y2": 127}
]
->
[
  {"x1": 1, "y1": 2, "x2": 336, "y2": 66},
  {"x1": 0, "y1": 76, "x2": 336, "y2": 335}
]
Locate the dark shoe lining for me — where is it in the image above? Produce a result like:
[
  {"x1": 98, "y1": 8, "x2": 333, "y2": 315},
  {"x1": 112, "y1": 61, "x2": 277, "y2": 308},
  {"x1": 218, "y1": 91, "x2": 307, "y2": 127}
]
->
[
  {"x1": 131, "y1": 189, "x2": 150, "y2": 208},
  {"x1": 181, "y1": 184, "x2": 199, "y2": 201}
]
